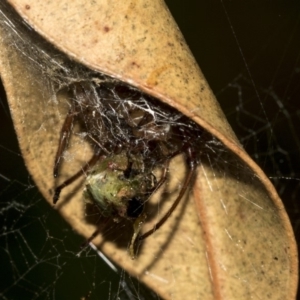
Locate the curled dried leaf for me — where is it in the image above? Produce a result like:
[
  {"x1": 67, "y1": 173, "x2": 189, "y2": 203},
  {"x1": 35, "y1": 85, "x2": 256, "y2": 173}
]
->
[{"x1": 1, "y1": 1, "x2": 298, "y2": 299}]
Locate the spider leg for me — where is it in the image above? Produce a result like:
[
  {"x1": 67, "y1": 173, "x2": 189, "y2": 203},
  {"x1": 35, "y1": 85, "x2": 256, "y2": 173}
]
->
[
  {"x1": 148, "y1": 157, "x2": 170, "y2": 197},
  {"x1": 81, "y1": 228, "x2": 100, "y2": 249},
  {"x1": 126, "y1": 158, "x2": 170, "y2": 258},
  {"x1": 129, "y1": 213, "x2": 147, "y2": 259},
  {"x1": 80, "y1": 217, "x2": 111, "y2": 249},
  {"x1": 53, "y1": 102, "x2": 79, "y2": 178},
  {"x1": 138, "y1": 147, "x2": 197, "y2": 241},
  {"x1": 53, "y1": 150, "x2": 102, "y2": 204},
  {"x1": 54, "y1": 82, "x2": 95, "y2": 178}
]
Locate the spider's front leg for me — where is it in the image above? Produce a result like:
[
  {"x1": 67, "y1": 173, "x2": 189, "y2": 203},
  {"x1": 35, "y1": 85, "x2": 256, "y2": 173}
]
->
[
  {"x1": 53, "y1": 150, "x2": 102, "y2": 204},
  {"x1": 53, "y1": 102, "x2": 78, "y2": 178},
  {"x1": 52, "y1": 83, "x2": 102, "y2": 204}
]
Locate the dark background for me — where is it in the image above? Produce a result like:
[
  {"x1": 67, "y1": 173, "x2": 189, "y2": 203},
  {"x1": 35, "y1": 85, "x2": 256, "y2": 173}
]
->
[{"x1": 1, "y1": 0, "x2": 299, "y2": 299}]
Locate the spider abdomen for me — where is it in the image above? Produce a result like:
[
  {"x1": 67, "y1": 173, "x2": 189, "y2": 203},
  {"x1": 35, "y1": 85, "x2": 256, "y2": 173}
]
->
[{"x1": 84, "y1": 152, "x2": 155, "y2": 220}]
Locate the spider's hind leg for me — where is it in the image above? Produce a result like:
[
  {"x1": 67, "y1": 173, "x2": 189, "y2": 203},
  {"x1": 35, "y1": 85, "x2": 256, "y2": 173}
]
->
[
  {"x1": 138, "y1": 147, "x2": 197, "y2": 241},
  {"x1": 129, "y1": 212, "x2": 147, "y2": 259}
]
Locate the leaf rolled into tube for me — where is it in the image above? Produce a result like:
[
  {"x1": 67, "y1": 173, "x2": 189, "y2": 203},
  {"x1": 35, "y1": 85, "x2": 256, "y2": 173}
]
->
[{"x1": 1, "y1": 0, "x2": 297, "y2": 299}]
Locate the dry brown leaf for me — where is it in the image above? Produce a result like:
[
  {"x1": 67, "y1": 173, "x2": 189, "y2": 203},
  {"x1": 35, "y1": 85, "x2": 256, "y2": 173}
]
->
[{"x1": 1, "y1": 1, "x2": 298, "y2": 299}]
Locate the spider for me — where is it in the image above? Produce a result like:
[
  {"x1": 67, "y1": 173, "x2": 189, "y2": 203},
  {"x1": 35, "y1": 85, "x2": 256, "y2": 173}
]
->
[{"x1": 52, "y1": 80, "x2": 201, "y2": 257}]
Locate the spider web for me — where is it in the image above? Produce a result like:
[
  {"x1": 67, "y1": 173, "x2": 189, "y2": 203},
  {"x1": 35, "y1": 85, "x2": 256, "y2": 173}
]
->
[{"x1": 0, "y1": 1, "x2": 299, "y2": 299}]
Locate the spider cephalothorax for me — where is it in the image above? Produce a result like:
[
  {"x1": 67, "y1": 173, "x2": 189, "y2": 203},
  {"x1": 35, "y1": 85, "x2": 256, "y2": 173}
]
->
[{"x1": 53, "y1": 80, "x2": 201, "y2": 257}]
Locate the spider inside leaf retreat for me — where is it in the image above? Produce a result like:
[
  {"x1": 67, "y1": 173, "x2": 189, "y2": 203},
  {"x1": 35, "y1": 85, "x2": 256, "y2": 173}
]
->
[{"x1": 52, "y1": 80, "x2": 201, "y2": 258}]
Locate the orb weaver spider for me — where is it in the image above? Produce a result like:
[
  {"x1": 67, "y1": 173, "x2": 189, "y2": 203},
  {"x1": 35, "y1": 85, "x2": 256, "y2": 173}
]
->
[{"x1": 52, "y1": 80, "x2": 201, "y2": 258}]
